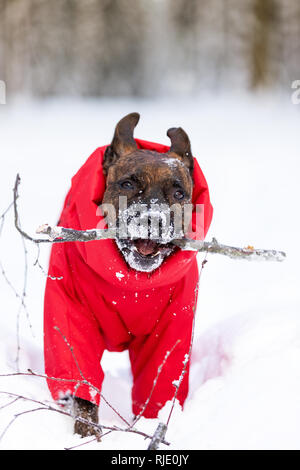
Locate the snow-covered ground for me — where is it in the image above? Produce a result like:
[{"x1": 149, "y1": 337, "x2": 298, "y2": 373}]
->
[{"x1": 0, "y1": 93, "x2": 299, "y2": 450}]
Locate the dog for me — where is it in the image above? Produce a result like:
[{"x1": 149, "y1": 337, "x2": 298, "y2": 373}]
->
[
  {"x1": 43, "y1": 113, "x2": 213, "y2": 438},
  {"x1": 102, "y1": 112, "x2": 194, "y2": 273}
]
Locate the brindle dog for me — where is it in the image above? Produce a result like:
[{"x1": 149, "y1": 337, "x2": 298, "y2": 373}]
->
[{"x1": 73, "y1": 112, "x2": 194, "y2": 438}]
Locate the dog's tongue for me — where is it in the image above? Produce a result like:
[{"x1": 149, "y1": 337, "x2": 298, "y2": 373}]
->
[{"x1": 135, "y1": 239, "x2": 158, "y2": 256}]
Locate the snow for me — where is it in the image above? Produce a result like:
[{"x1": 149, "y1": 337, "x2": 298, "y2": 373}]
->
[
  {"x1": 115, "y1": 271, "x2": 125, "y2": 280},
  {"x1": 160, "y1": 157, "x2": 185, "y2": 168},
  {"x1": 0, "y1": 93, "x2": 299, "y2": 449}
]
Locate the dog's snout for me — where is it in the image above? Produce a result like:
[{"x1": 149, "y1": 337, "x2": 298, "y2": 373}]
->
[{"x1": 143, "y1": 208, "x2": 173, "y2": 241}]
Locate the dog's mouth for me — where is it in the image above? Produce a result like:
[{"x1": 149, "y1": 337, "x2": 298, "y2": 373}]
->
[
  {"x1": 113, "y1": 206, "x2": 183, "y2": 272},
  {"x1": 115, "y1": 237, "x2": 175, "y2": 272},
  {"x1": 124, "y1": 238, "x2": 174, "y2": 259},
  {"x1": 132, "y1": 239, "x2": 166, "y2": 257}
]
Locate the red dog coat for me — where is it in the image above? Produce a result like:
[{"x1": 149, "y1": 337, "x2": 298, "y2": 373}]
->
[{"x1": 44, "y1": 139, "x2": 213, "y2": 418}]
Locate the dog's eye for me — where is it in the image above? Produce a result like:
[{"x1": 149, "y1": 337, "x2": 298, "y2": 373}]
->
[
  {"x1": 120, "y1": 180, "x2": 134, "y2": 190},
  {"x1": 173, "y1": 189, "x2": 185, "y2": 200}
]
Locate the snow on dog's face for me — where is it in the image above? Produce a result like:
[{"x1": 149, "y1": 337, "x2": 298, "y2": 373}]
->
[{"x1": 102, "y1": 113, "x2": 194, "y2": 273}]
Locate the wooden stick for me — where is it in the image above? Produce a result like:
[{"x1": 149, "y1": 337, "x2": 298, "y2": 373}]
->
[
  {"x1": 13, "y1": 174, "x2": 286, "y2": 262},
  {"x1": 36, "y1": 224, "x2": 286, "y2": 262}
]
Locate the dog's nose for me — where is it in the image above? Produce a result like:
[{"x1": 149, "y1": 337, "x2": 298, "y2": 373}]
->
[{"x1": 142, "y1": 186, "x2": 168, "y2": 207}]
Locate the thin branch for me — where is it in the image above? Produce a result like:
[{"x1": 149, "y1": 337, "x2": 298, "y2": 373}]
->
[
  {"x1": 0, "y1": 261, "x2": 29, "y2": 312},
  {"x1": 0, "y1": 390, "x2": 170, "y2": 446},
  {"x1": 13, "y1": 174, "x2": 62, "y2": 244},
  {"x1": 54, "y1": 326, "x2": 131, "y2": 427},
  {"x1": 130, "y1": 339, "x2": 181, "y2": 429},
  {"x1": 13, "y1": 174, "x2": 286, "y2": 262},
  {"x1": 33, "y1": 244, "x2": 63, "y2": 280},
  {"x1": 174, "y1": 237, "x2": 286, "y2": 262},
  {"x1": 147, "y1": 422, "x2": 168, "y2": 451},
  {"x1": 166, "y1": 283, "x2": 199, "y2": 427},
  {"x1": 64, "y1": 436, "x2": 98, "y2": 450},
  {"x1": 166, "y1": 254, "x2": 207, "y2": 427},
  {"x1": 0, "y1": 201, "x2": 14, "y2": 237},
  {"x1": 0, "y1": 256, "x2": 34, "y2": 352},
  {"x1": 0, "y1": 407, "x2": 49, "y2": 442},
  {"x1": 64, "y1": 429, "x2": 115, "y2": 450},
  {"x1": 36, "y1": 224, "x2": 286, "y2": 262},
  {"x1": 16, "y1": 233, "x2": 34, "y2": 370},
  {"x1": 0, "y1": 397, "x2": 20, "y2": 411},
  {"x1": 147, "y1": 254, "x2": 208, "y2": 450},
  {"x1": 0, "y1": 201, "x2": 14, "y2": 221},
  {"x1": 0, "y1": 370, "x2": 132, "y2": 433},
  {"x1": 0, "y1": 183, "x2": 34, "y2": 371}
]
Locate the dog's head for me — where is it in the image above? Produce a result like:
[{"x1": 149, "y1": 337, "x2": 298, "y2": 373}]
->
[{"x1": 102, "y1": 113, "x2": 194, "y2": 272}]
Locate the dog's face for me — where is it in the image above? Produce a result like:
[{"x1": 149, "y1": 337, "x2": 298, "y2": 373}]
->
[{"x1": 102, "y1": 113, "x2": 194, "y2": 272}]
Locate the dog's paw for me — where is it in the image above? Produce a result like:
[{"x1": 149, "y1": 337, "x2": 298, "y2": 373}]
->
[
  {"x1": 74, "y1": 417, "x2": 102, "y2": 441},
  {"x1": 72, "y1": 396, "x2": 102, "y2": 440}
]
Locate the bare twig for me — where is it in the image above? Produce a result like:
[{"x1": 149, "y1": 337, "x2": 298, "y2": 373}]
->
[
  {"x1": 0, "y1": 397, "x2": 20, "y2": 411},
  {"x1": 33, "y1": 244, "x2": 63, "y2": 280},
  {"x1": 53, "y1": 326, "x2": 131, "y2": 427},
  {"x1": 147, "y1": 254, "x2": 208, "y2": 450},
  {"x1": 13, "y1": 174, "x2": 286, "y2": 262},
  {"x1": 166, "y1": 254, "x2": 207, "y2": 427},
  {"x1": 130, "y1": 339, "x2": 181, "y2": 429},
  {"x1": 36, "y1": 224, "x2": 286, "y2": 262},
  {"x1": 15, "y1": 233, "x2": 33, "y2": 370},
  {"x1": 147, "y1": 422, "x2": 168, "y2": 450},
  {"x1": 174, "y1": 237, "x2": 286, "y2": 262},
  {"x1": 0, "y1": 201, "x2": 14, "y2": 236},
  {"x1": 0, "y1": 261, "x2": 29, "y2": 313},
  {"x1": 0, "y1": 201, "x2": 14, "y2": 221},
  {"x1": 0, "y1": 368, "x2": 129, "y2": 427},
  {"x1": 64, "y1": 436, "x2": 98, "y2": 450},
  {"x1": 0, "y1": 390, "x2": 170, "y2": 446},
  {"x1": 13, "y1": 174, "x2": 64, "y2": 244},
  {"x1": 0, "y1": 407, "x2": 49, "y2": 442},
  {"x1": 0, "y1": 183, "x2": 34, "y2": 372},
  {"x1": 166, "y1": 282, "x2": 199, "y2": 427}
]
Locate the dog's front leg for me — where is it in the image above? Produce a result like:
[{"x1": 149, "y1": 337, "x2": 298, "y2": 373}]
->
[{"x1": 73, "y1": 397, "x2": 102, "y2": 440}]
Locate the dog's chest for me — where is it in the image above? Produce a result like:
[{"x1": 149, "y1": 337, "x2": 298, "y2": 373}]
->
[{"x1": 102, "y1": 284, "x2": 176, "y2": 335}]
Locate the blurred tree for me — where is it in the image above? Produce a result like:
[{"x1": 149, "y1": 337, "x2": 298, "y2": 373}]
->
[
  {"x1": 72, "y1": 0, "x2": 147, "y2": 96},
  {"x1": 278, "y1": 0, "x2": 300, "y2": 87},
  {"x1": 0, "y1": 0, "x2": 298, "y2": 97},
  {"x1": 249, "y1": 0, "x2": 278, "y2": 89}
]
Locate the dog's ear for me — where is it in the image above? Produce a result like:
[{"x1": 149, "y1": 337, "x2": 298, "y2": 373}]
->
[
  {"x1": 167, "y1": 127, "x2": 194, "y2": 176},
  {"x1": 103, "y1": 112, "x2": 140, "y2": 175}
]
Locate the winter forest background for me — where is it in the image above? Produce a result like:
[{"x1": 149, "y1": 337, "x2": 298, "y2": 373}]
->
[
  {"x1": 1, "y1": 0, "x2": 300, "y2": 97},
  {"x1": 0, "y1": 0, "x2": 300, "y2": 450}
]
